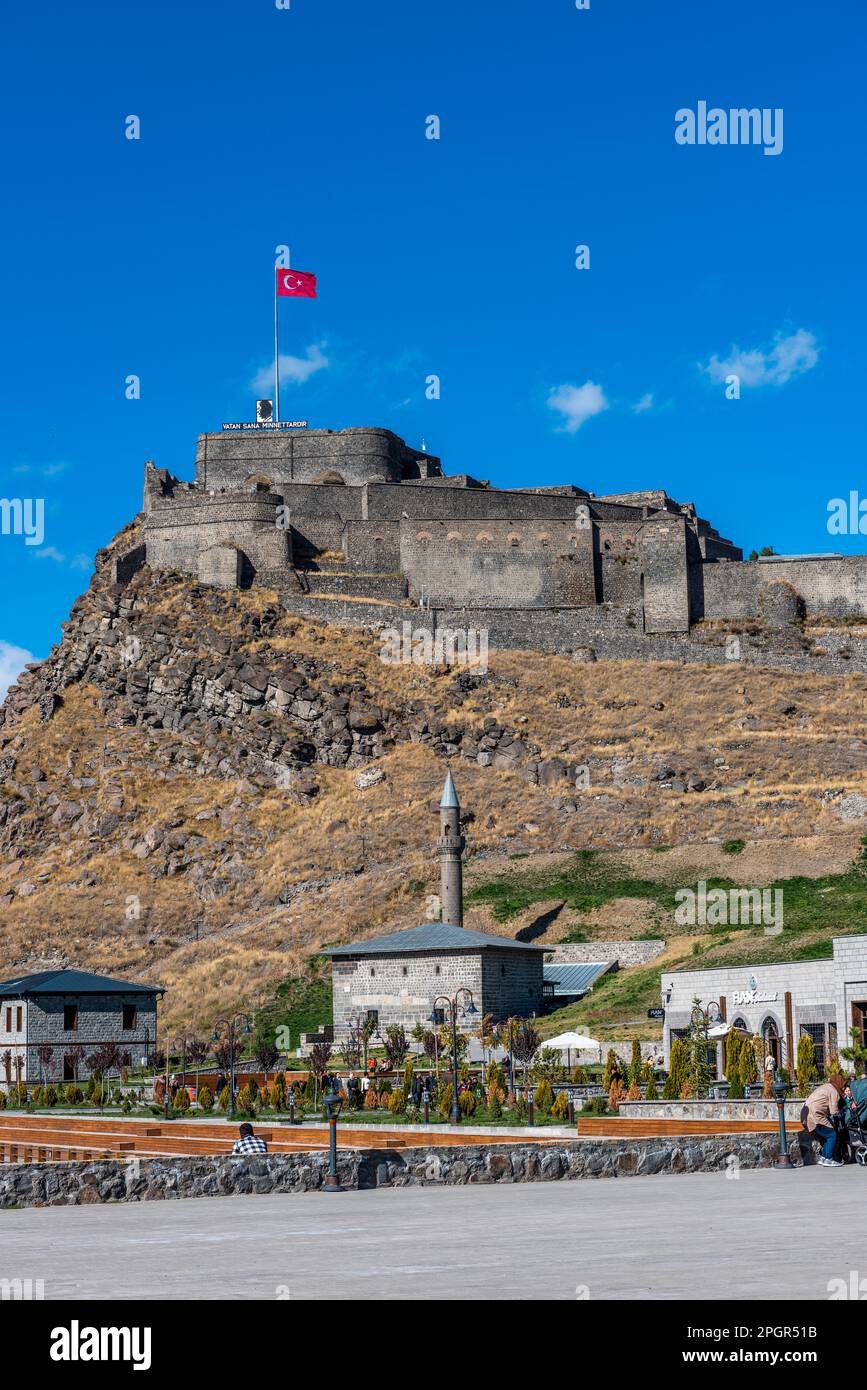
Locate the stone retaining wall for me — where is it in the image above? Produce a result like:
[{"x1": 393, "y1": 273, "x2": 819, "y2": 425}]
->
[{"x1": 0, "y1": 1134, "x2": 801, "y2": 1208}]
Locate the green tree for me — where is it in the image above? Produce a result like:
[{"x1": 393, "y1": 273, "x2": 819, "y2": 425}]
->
[
  {"x1": 663, "y1": 1039, "x2": 689, "y2": 1099},
  {"x1": 796, "y1": 1034, "x2": 819, "y2": 1094},
  {"x1": 739, "y1": 1035, "x2": 758, "y2": 1087},
  {"x1": 630, "y1": 1040, "x2": 642, "y2": 1086},
  {"x1": 602, "y1": 1048, "x2": 620, "y2": 1090},
  {"x1": 840, "y1": 1026, "x2": 867, "y2": 1077}
]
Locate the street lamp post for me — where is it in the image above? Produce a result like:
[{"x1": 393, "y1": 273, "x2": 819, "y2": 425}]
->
[
  {"x1": 212, "y1": 1013, "x2": 252, "y2": 1119},
  {"x1": 773, "y1": 1075, "x2": 794, "y2": 1169},
  {"x1": 690, "y1": 1000, "x2": 723, "y2": 1094},
  {"x1": 430, "y1": 990, "x2": 477, "y2": 1125},
  {"x1": 321, "y1": 1083, "x2": 345, "y2": 1192}
]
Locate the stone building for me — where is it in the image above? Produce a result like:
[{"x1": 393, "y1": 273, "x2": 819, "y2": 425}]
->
[
  {"x1": 108, "y1": 422, "x2": 867, "y2": 658},
  {"x1": 324, "y1": 773, "x2": 545, "y2": 1039},
  {"x1": 661, "y1": 936, "x2": 867, "y2": 1080},
  {"x1": 0, "y1": 968, "x2": 163, "y2": 1087}
]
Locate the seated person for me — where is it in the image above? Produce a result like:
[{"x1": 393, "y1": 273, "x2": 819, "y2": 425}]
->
[
  {"x1": 802, "y1": 1075, "x2": 846, "y2": 1166},
  {"x1": 232, "y1": 1122, "x2": 268, "y2": 1155},
  {"x1": 846, "y1": 1070, "x2": 867, "y2": 1127}
]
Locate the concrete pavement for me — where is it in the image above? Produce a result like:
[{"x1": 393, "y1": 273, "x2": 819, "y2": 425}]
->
[{"x1": 1, "y1": 1165, "x2": 861, "y2": 1300}]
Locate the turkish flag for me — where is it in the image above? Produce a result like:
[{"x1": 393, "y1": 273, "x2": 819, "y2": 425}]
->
[{"x1": 276, "y1": 268, "x2": 317, "y2": 298}]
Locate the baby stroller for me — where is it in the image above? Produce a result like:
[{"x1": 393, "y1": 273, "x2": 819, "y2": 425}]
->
[{"x1": 846, "y1": 1108, "x2": 867, "y2": 1166}]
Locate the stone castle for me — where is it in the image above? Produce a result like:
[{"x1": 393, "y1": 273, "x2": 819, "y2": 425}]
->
[{"x1": 119, "y1": 425, "x2": 867, "y2": 663}]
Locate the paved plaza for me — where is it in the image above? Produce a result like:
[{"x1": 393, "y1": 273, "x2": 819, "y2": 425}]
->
[{"x1": 1, "y1": 1165, "x2": 863, "y2": 1300}]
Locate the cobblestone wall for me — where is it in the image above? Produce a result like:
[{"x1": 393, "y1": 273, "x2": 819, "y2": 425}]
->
[{"x1": 0, "y1": 1132, "x2": 802, "y2": 1208}]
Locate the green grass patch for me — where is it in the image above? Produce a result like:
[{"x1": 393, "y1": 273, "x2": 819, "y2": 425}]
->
[
  {"x1": 253, "y1": 955, "x2": 333, "y2": 1050},
  {"x1": 722, "y1": 838, "x2": 746, "y2": 855},
  {"x1": 466, "y1": 850, "x2": 678, "y2": 923}
]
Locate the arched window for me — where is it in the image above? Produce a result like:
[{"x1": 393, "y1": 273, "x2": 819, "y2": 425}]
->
[{"x1": 761, "y1": 1016, "x2": 782, "y2": 1068}]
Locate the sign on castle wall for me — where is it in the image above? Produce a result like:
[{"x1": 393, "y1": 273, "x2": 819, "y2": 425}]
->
[{"x1": 221, "y1": 420, "x2": 308, "y2": 431}]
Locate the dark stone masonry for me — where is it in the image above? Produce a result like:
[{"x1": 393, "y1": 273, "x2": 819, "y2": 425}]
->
[
  {"x1": 0, "y1": 1134, "x2": 801, "y2": 1208},
  {"x1": 125, "y1": 425, "x2": 867, "y2": 661}
]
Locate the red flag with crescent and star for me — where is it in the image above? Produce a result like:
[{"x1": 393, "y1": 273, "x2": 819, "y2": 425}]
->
[{"x1": 277, "y1": 268, "x2": 317, "y2": 298}]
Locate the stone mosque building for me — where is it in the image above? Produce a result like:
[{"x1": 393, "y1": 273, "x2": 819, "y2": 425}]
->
[{"x1": 323, "y1": 771, "x2": 546, "y2": 1039}]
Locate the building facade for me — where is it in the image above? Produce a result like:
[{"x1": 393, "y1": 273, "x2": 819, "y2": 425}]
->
[
  {"x1": 661, "y1": 936, "x2": 867, "y2": 1078},
  {"x1": 0, "y1": 969, "x2": 163, "y2": 1088},
  {"x1": 324, "y1": 773, "x2": 545, "y2": 1039}
]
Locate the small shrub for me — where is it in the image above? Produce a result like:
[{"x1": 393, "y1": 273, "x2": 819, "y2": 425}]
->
[
  {"x1": 437, "y1": 1083, "x2": 454, "y2": 1120},
  {"x1": 198, "y1": 1085, "x2": 214, "y2": 1112},
  {"x1": 364, "y1": 1087, "x2": 379, "y2": 1110},
  {"x1": 513, "y1": 1095, "x2": 528, "y2": 1122},
  {"x1": 65, "y1": 1083, "x2": 82, "y2": 1105},
  {"x1": 608, "y1": 1079, "x2": 626, "y2": 1113},
  {"x1": 533, "y1": 1078, "x2": 555, "y2": 1113},
  {"x1": 571, "y1": 1065, "x2": 588, "y2": 1084},
  {"x1": 551, "y1": 1090, "x2": 570, "y2": 1121},
  {"x1": 173, "y1": 1087, "x2": 191, "y2": 1113},
  {"x1": 218, "y1": 1084, "x2": 230, "y2": 1111},
  {"x1": 121, "y1": 1095, "x2": 133, "y2": 1114},
  {"x1": 43, "y1": 1084, "x2": 58, "y2": 1107},
  {"x1": 458, "y1": 1090, "x2": 477, "y2": 1116},
  {"x1": 679, "y1": 1078, "x2": 693, "y2": 1100},
  {"x1": 626, "y1": 1080, "x2": 641, "y2": 1101},
  {"x1": 488, "y1": 1092, "x2": 502, "y2": 1119},
  {"x1": 235, "y1": 1084, "x2": 257, "y2": 1115},
  {"x1": 30, "y1": 1085, "x2": 43, "y2": 1106},
  {"x1": 645, "y1": 1074, "x2": 659, "y2": 1101},
  {"x1": 581, "y1": 1095, "x2": 609, "y2": 1117},
  {"x1": 7, "y1": 1084, "x2": 27, "y2": 1108},
  {"x1": 0, "y1": 1091, "x2": 6, "y2": 1110},
  {"x1": 388, "y1": 1087, "x2": 407, "y2": 1114}
]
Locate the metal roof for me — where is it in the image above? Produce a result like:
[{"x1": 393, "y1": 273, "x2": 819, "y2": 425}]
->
[
  {"x1": 323, "y1": 922, "x2": 547, "y2": 957},
  {"x1": 0, "y1": 969, "x2": 164, "y2": 999},
  {"x1": 440, "y1": 770, "x2": 459, "y2": 809},
  {"x1": 543, "y1": 962, "x2": 612, "y2": 996}
]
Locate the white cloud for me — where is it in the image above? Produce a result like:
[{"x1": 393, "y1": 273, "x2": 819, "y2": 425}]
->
[
  {"x1": 632, "y1": 392, "x2": 654, "y2": 414},
  {"x1": 251, "y1": 343, "x2": 329, "y2": 394},
  {"x1": 0, "y1": 640, "x2": 33, "y2": 701},
  {"x1": 702, "y1": 328, "x2": 819, "y2": 388},
  {"x1": 547, "y1": 381, "x2": 609, "y2": 434},
  {"x1": 33, "y1": 546, "x2": 65, "y2": 562}
]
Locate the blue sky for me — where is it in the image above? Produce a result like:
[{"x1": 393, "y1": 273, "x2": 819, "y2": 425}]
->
[{"x1": 1, "y1": 0, "x2": 865, "y2": 689}]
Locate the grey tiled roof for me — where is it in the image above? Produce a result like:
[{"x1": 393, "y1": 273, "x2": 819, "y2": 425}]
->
[
  {"x1": 0, "y1": 969, "x2": 163, "y2": 998},
  {"x1": 323, "y1": 923, "x2": 547, "y2": 957}
]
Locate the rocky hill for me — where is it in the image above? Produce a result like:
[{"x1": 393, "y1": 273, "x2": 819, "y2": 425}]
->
[{"x1": 2, "y1": 523, "x2": 867, "y2": 1035}]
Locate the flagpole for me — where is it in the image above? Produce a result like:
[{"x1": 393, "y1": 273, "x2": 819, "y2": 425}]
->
[{"x1": 273, "y1": 265, "x2": 280, "y2": 423}]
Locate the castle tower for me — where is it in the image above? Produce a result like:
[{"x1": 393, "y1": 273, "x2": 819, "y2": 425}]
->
[{"x1": 437, "y1": 770, "x2": 465, "y2": 926}]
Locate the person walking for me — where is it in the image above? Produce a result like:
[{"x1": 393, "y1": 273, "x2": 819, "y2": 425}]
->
[{"x1": 802, "y1": 1074, "x2": 846, "y2": 1166}]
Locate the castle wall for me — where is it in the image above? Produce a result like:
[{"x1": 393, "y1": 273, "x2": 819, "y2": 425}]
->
[
  {"x1": 639, "y1": 516, "x2": 692, "y2": 633},
  {"x1": 195, "y1": 429, "x2": 436, "y2": 491},
  {"x1": 701, "y1": 556, "x2": 867, "y2": 620},
  {"x1": 144, "y1": 493, "x2": 290, "y2": 582},
  {"x1": 596, "y1": 523, "x2": 642, "y2": 608},
  {"x1": 399, "y1": 520, "x2": 596, "y2": 608},
  {"x1": 364, "y1": 483, "x2": 589, "y2": 523},
  {"x1": 343, "y1": 520, "x2": 402, "y2": 571}
]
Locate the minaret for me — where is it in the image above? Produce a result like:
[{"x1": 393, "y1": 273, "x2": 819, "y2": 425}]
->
[{"x1": 437, "y1": 770, "x2": 465, "y2": 926}]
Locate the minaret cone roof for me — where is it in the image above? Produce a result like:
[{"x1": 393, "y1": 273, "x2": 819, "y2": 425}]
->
[{"x1": 440, "y1": 770, "x2": 459, "y2": 810}]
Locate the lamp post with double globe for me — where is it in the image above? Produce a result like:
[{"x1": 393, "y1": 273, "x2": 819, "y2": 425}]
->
[
  {"x1": 212, "y1": 1013, "x2": 252, "y2": 1119},
  {"x1": 430, "y1": 989, "x2": 477, "y2": 1124}
]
